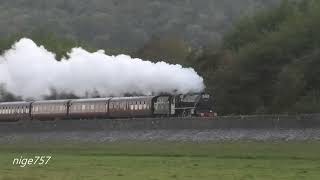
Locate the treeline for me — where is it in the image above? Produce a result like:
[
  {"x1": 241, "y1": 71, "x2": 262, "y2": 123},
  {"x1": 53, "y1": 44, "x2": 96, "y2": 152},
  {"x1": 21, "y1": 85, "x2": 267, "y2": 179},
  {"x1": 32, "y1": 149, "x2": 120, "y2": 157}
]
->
[{"x1": 2, "y1": 0, "x2": 320, "y2": 115}]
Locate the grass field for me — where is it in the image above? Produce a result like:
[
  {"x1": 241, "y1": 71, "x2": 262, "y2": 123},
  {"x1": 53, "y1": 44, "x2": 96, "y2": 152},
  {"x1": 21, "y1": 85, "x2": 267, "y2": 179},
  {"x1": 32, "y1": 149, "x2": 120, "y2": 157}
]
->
[{"x1": 0, "y1": 142, "x2": 319, "y2": 180}]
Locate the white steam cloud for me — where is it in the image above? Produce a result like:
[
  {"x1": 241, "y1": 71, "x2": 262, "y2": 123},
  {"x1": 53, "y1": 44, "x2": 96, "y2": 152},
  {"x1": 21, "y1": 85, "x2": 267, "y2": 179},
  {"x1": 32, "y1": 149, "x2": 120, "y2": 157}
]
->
[{"x1": 0, "y1": 38, "x2": 205, "y2": 99}]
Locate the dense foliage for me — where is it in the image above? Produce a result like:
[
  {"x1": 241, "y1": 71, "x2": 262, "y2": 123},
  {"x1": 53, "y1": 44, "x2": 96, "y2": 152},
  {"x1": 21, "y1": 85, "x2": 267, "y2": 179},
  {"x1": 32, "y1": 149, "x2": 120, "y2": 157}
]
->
[{"x1": 193, "y1": 0, "x2": 320, "y2": 115}]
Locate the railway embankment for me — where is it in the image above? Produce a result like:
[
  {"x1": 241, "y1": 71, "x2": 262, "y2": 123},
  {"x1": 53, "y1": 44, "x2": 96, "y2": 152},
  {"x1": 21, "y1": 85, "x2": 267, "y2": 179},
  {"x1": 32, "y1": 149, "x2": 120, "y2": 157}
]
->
[
  {"x1": 1, "y1": 114, "x2": 320, "y2": 143},
  {"x1": 1, "y1": 114, "x2": 320, "y2": 132}
]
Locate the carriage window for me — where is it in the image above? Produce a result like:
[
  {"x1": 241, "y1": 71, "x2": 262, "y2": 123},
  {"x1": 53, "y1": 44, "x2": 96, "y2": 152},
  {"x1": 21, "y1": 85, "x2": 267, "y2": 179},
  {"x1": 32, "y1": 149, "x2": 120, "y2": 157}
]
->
[
  {"x1": 91, "y1": 104, "x2": 94, "y2": 111},
  {"x1": 82, "y1": 105, "x2": 86, "y2": 111}
]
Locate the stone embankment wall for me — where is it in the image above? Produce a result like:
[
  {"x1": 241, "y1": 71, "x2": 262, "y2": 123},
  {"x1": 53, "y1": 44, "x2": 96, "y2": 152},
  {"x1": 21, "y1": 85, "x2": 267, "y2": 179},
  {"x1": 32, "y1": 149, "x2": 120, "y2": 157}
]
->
[{"x1": 1, "y1": 114, "x2": 320, "y2": 132}]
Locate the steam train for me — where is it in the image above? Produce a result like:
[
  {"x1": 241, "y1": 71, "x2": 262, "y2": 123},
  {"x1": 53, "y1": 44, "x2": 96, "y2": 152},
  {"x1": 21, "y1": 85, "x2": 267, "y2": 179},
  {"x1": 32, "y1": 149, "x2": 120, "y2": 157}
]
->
[{"x1": 0, "y1": 93, "x2": 214, "y2": 122}]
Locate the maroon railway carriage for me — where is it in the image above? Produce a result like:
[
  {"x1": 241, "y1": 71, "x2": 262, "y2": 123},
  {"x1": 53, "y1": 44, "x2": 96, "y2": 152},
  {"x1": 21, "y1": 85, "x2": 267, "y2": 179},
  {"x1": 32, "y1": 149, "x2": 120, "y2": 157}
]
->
[
  {"x1": 109, "y1": 96, "x2": 154, "y2": 118},
  {"x1": 69, "y1": 98, "x2": 110, "y2": 119},
  {"x1": 0, "y1": 102, "x2": 31, "y2": 122},
  {"x1": 31, "y1": 100, "x2": 69, "y2": 120}
]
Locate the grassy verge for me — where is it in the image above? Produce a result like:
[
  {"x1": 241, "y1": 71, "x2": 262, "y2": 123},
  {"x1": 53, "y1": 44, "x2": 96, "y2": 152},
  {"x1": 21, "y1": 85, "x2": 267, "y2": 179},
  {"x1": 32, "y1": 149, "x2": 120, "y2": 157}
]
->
[{"x1": 0, "y1": 142, "x2": 319, "y2": 180}]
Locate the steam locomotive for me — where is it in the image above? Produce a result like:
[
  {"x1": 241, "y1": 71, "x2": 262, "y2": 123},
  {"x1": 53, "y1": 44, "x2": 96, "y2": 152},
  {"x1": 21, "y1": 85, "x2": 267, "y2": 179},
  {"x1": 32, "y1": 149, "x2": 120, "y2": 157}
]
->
[{"x1": 0, "y1": 93, "x2": 214, "y2": 122}]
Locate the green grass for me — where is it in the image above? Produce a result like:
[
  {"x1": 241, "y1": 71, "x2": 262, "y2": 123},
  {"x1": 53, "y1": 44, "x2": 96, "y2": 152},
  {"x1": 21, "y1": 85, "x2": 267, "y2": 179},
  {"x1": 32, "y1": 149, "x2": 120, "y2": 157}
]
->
[{"x1": 0, "y1": 142, "x2": 320, "y2": 180}]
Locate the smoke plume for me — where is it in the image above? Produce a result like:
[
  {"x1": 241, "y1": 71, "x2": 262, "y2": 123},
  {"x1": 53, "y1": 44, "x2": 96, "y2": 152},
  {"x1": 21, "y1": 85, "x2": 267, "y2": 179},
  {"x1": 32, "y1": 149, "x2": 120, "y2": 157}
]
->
[{"x1": 0, "y1": 38, "x2": 205, "y2": 99}]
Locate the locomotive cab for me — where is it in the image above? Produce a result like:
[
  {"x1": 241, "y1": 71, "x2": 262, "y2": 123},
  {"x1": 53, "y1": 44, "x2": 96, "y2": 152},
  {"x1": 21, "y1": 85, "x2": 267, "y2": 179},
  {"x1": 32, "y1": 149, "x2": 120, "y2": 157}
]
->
[
  {"x1": 194, "y1": 94, "x2": 214, "y2": 117},
  {"x1": 174, "y1": 93, "x2": 214, "y2": 117}
]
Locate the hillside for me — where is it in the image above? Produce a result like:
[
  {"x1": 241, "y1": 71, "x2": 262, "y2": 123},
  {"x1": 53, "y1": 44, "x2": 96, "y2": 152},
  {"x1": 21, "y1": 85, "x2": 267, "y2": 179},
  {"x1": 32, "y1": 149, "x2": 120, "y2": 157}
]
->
[{"x1": 0, "y1": 0, "x2": 279, "y2": 49}]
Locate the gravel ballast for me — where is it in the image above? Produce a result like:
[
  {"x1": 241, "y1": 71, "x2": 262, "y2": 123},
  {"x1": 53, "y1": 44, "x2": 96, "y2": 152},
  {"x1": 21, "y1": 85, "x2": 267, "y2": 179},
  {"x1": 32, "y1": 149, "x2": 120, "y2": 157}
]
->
[{"x1": 1, "y1": 129, "x2": 320, "y2": 144}]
